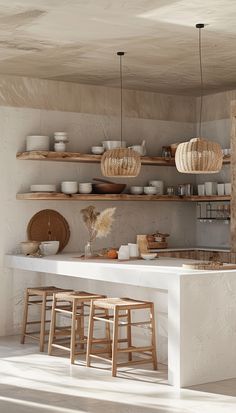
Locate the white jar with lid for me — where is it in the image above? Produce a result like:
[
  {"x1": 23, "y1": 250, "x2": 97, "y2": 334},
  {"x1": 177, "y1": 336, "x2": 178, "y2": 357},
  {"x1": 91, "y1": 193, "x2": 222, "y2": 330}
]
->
[{"x1": 54, "y1": 141, "x2": 66, "y2": 152}]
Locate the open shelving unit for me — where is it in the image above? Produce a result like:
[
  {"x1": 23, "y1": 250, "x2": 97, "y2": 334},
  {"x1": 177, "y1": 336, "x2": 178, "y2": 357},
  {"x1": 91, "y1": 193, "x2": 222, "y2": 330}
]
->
[{"x1": 16, "y1": 151, "x2": 231, "y2": 202}]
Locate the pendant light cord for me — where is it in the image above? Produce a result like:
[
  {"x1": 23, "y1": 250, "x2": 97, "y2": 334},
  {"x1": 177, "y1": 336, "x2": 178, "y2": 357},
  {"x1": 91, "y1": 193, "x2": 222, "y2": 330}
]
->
[
  {"x1": 196, "y1": 23, "x2": 205, "y2": 137},
  {"x1": 117, "y1": 52, "x2": 124, "y2": 144}
]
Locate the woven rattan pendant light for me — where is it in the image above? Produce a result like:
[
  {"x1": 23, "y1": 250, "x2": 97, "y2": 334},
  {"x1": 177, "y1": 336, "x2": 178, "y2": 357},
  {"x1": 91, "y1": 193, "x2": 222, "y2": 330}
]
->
[
  {"x1": 175, "y1": 24, "x2": 223, "y2": 174},
  {"x1": 101, "y1": 52, "x2": 141, "y2": 178}
]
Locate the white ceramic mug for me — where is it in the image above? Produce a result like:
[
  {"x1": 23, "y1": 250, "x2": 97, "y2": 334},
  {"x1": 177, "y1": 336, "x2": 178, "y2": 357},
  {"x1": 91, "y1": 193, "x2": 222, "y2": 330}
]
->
[
  {"x1": 224, "y1": 183, "x2": 231, "y2": 195},
  {"x1": 197, "y1": 184, "x2": 205, "y2": 196},
  {"x1": 118, "y1": 245, "x2": 130, "y2": 260},
  {"x1": 79, "y1": 183, "x2": 92, "y2": 194},
  {"x1": 128, "y1": 243, "x2": 139, "y2": 258},
  {"x1": 204, "y1": 182, "x2": 217, "y2": 196},
  {"x1": 149, "y1": 180, "x2": 164, "y2": 195},
  {"x1": 217, "y1": 183, "x2": 225, "y2": 196}
]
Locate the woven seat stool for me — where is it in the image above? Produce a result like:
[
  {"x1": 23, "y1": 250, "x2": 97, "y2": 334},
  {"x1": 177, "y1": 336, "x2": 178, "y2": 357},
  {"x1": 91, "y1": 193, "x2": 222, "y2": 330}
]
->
[
  {"x1": 21, "y1": 286, "x2": 73, "y2": 352},
  {"x1": 86, "y1": 297, "x2": 158, "y2": 377},
  {"x1": 48, "y1": 291, "x2": 108, "y2": 364}
]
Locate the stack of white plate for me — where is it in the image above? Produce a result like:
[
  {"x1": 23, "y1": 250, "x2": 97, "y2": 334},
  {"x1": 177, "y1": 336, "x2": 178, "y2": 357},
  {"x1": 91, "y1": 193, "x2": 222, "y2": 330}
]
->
[
  {"x1": 30, "y1": 184, "x2": 57, "y2": 193},
  {"x1": 26, "y1": 135, "x2": 50, "y2": 151}
]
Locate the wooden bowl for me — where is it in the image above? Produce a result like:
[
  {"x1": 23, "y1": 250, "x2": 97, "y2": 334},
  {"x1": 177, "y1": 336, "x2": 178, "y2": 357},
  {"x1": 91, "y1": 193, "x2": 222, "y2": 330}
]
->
[{"x1": 92, "y1": 183, "x2": 126, "y2": 194}]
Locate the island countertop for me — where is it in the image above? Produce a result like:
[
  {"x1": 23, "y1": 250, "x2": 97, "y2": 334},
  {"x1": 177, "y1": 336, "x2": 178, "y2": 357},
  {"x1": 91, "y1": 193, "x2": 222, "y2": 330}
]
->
[
  {"x1": 5, "y1": 253, "x2": 233, "y2": 291},
  {"x1": 5, "y1": 253, "x2": 236, "y2": 389}
]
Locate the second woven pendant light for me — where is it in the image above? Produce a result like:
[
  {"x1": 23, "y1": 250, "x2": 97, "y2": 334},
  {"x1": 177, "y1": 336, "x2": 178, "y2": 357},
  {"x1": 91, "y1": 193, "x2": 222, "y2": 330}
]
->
[
  {"x1": 101, "y1": 52, "x2": 141, "y2": 178},
  {"x1": 175, "y1": 24, "x2": 223, "y2": 174}
]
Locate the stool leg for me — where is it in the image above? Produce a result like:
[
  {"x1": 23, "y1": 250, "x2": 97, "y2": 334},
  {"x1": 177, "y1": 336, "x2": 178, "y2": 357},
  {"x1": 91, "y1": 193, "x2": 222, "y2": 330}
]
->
[
  {"x1": 77, "y1": 302, "x2": 85, "y2": 350},
  {"x1": 70, "y1": 299, "x2": 77, "y2": 364},
  {"x1": 48, "y1": 294, "x2": 57, "y2": 355},
  {"x1": 150, "y1": 303, "x2": 158, "y2": 370},
  {"x1": 86, "y1": 302, "x2": 95, "y2": 367},
  {"x1": 112, "y1": 307, "x2": 119, "y2": 377},
  {"x1": 20, "y1": 290, "x2": 29, "y2": 344},
  {"x1": 105, "y1": 309, "x2": 112, "y2": 357},
  {"x1": 39, "y1": 292, "x2": 47, "y2": 352},
  {"x1": 127, "y1": 309, "x2": 132, "y2": 361}
]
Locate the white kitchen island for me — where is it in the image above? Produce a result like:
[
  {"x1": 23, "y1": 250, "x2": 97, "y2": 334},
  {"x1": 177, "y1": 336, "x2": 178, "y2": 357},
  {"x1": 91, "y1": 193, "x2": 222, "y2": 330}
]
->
[{"x1": 5, "y1": 253, "x2": 236, "y2": 388}]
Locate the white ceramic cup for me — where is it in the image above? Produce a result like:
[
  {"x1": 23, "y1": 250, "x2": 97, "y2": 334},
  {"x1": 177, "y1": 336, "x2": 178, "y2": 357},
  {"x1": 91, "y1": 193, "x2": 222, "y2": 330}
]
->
[
  {"x1": 224, "y1": 183, "x2": 231, "y2": 195},
  {"x1": 54, "y1": 142, "x2": 66, "y2": 152},
  {"x1": 91, "y1": 146, "x2": 104, "y2": 155},
  {"x1": 204, "y1": 182, "x2": 217, "y2": 196},
  {"x1": 128, "y1": 243, "x2": 139, "y2": 258},
  {"x1": 118, "y1": 245, "x2": 130, "y2": 260},
  {"x1": 149, "y1": 180, "x2": 164, "y2": 195},
  {"x1": 197, "y1": 184, "x2": 205, "y2": 196},
  {"x1": 217, "y1": 183, "x2": 225, "y2": 196},
  {"x1": 61, "y1": 181, "x2": 78, "y2": 194}
]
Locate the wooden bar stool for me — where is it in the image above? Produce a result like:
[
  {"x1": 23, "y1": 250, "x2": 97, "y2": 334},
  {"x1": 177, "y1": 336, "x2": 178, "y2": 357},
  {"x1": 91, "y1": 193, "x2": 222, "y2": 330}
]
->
[
  {"x1": 86, "y1": 297, "x2": 158, "y2": 377},
  {"x1": 48, "y1": 291, "x2": 108, "y2": 364},
  {"x1": 21, "y1": 286, "x2": 73, "y2": 352}
]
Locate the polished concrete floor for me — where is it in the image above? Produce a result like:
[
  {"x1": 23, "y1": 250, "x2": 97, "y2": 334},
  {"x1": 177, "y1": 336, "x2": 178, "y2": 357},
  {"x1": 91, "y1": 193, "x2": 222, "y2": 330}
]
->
[{"x1": 0, "y1": 336, "x2": 235, "y2": 413}]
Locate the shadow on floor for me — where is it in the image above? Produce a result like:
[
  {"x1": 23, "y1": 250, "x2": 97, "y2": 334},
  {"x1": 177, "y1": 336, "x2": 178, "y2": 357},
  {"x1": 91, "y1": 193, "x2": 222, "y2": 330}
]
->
[{"x1": 0, "y1": 383, "x2": 187, "y2": 413}]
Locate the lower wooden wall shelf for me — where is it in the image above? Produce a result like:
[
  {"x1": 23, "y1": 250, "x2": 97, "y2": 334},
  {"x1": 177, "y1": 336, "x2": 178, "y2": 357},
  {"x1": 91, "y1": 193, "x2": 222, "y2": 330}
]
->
[{"x1": 16, "y1": 193, "x2": 231, "y2": 202}]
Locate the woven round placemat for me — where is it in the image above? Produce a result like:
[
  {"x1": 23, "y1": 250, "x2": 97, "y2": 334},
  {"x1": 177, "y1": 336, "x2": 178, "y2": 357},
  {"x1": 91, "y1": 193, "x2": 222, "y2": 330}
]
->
[{"x1": 27, "y1": 209, "x2": 70, "y2": 252}]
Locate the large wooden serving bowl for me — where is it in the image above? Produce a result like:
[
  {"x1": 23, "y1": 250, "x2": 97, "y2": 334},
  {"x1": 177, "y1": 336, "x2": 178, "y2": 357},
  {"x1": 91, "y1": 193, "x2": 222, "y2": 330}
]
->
[{"x1": 92, "y1": 183, "x2": 126, "y2": 194}]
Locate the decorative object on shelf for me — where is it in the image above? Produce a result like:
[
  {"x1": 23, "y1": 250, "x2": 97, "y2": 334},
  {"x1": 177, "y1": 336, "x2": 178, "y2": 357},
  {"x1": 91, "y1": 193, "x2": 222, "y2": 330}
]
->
[
  {"x1": 149, "y1": 180, "x2": 164, "y2": 195},
  {"x1": 130, "y1": 186, "x2": 143, "y2": 195},
  {"x1": 27, "y1": 209, "x2": 70, "y2": 252},
  {"x1": 101, "y1": 52, "x2": 141, "y2": 177},
  {"x1": 78, "y1": 183, "x2": 92, "y2": 194},
  {"x1": 80, "y1": 205, "x2": 116, "y2": 258},
  {"x1": 175, "y1": 24, "x2": 223, "y2": 174},
  {"x1": 39, "y1": 240, "x2": 59, "y2": 256},
  {"x1": 144, "y1": 186, "x2": 157, "y2": 195}
]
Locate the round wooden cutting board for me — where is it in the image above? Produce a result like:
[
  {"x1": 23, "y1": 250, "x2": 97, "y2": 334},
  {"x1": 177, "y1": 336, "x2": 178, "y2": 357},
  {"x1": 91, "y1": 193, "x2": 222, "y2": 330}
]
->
[{"x1": 27, "y1": 209, "x2": 70, "y2": 252}]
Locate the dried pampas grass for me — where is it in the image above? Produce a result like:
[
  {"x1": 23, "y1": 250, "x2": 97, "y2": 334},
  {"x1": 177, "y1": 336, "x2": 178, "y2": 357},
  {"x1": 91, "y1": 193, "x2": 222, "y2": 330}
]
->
[
  {"x1": 94, "y1": 208, "x2": 116, "y2": 238},
  {"x1": 80, "y1": 205, "x2": 116, "y2": 242}
]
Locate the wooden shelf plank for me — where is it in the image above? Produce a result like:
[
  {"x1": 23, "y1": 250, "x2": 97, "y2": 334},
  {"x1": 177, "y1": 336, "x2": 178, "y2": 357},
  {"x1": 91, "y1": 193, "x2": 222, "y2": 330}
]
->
[
  {"x1": 16, "y1": 151, "x2": 175, "y2": 166},
  {"x1": 16, "y1": 151, "x2": 231, "y2": 166},
  {"x1": 16, "y1": 193, "x2": 231, "y2": 202}
]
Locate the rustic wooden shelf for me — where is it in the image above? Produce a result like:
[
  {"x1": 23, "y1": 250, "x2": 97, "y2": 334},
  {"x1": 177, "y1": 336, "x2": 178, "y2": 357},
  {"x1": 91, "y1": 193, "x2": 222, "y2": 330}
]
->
[
  {"x1": 16, "y1": 193, "x2": 231, "y2": 202},
  {"x1": 16, "y1": 151, "x2": 176, "y2": 166},
  {"x1": 16, "y1": 151, "x2": 231, "y2": 166}
]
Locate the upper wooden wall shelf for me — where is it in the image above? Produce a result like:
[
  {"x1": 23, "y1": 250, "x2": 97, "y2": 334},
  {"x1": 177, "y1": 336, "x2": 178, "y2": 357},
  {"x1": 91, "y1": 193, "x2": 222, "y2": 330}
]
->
[
  {"x1": 16, "y1": 151, "x2": 231, "y2": 166},
  {"x1": 16, "y1": 193, "x2": 231, "y2": 202}
]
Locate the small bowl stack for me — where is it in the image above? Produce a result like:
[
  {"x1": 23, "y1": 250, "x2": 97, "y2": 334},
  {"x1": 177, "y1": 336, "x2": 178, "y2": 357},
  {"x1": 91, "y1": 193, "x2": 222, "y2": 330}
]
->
[{"x1": 54, "y1": 132, "x2": 69, "y2": 152}]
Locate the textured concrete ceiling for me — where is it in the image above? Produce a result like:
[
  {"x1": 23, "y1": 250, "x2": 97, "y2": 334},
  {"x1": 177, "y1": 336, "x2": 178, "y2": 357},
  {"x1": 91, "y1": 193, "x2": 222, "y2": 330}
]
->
[{"x1": 0, "y1": 0, "x2": 235, "y2": 95}]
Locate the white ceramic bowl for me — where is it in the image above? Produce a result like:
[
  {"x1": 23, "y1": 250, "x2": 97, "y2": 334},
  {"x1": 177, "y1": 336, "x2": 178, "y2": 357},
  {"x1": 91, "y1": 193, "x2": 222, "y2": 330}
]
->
[
  {"x1": 79, "y1": 183, "x2": 92, "y2": 194},
  {"x1": 61, "y1": 181, "x2": 78, "y2": 194},
  {"x1": 26, "y1": 135, "x2": 50, "y2": 151},
  {"x1": 91, "y1": 146, "x2": 105, "y2": 155},
  {"x1": 102, "y1": 140, "x2": 127, "y2": 150},
  {"x1": 130, "y1": 186, "x2": 143, "y2": 195},
  {"x1": 141, "y1": 253, "x2": 157, "y2": 260},
  {"x1": 144, "y1": 186, "x2": 157, "y2": 195},
  {"x1": 30, "y1": 184, "x2": 57, "y2": 193},
  {"x1": 21, "y1": 241, "x2": 40, "y2": 255},
  {"x1": 40, "y1": 241, "x2": 59, "y2": 256}
]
